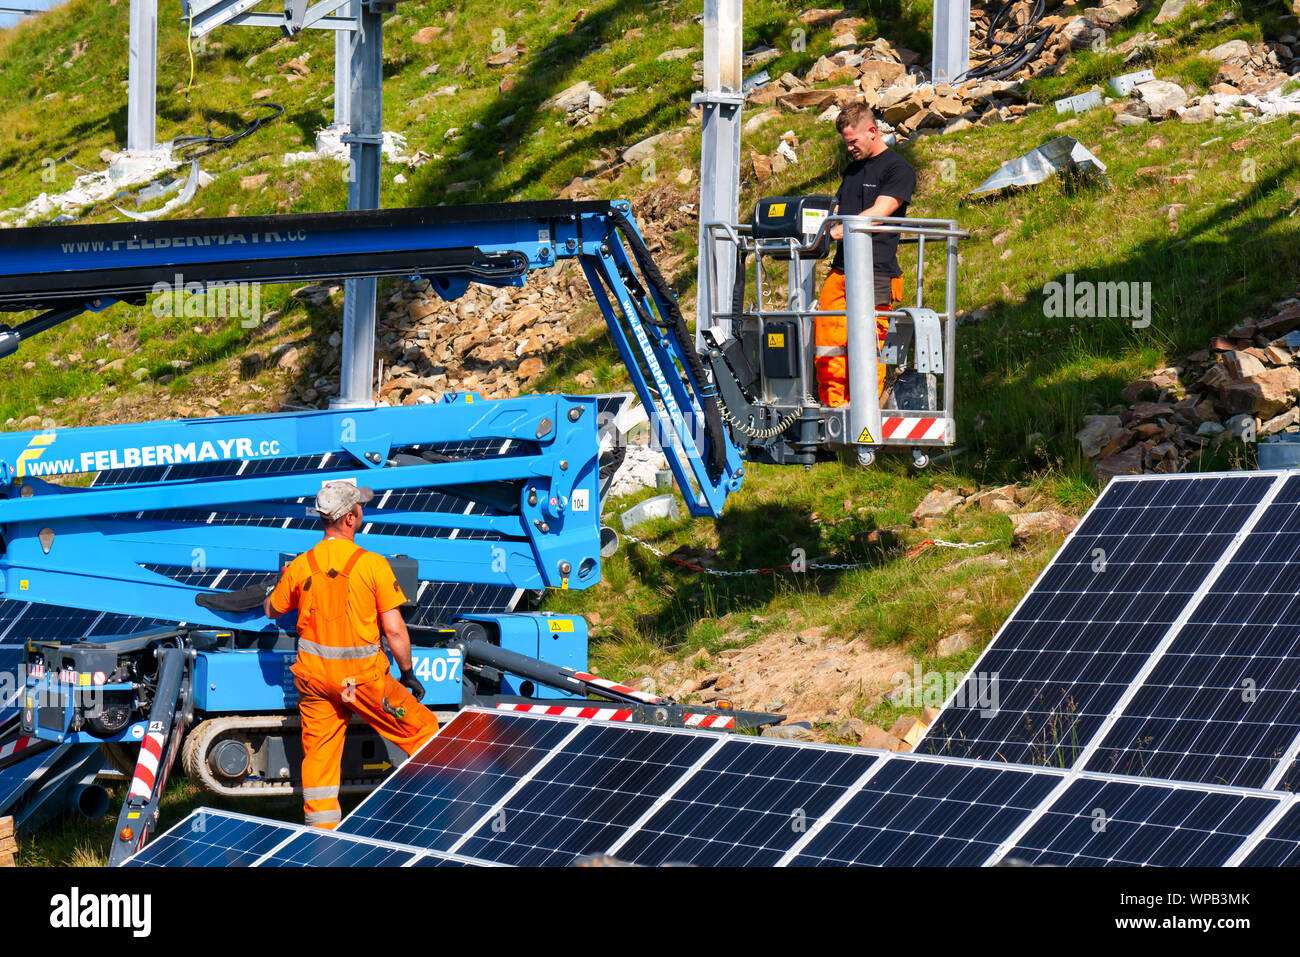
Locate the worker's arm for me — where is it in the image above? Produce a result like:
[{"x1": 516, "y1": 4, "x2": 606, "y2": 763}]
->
[
  {"x1": 830, "y1": 196, "x2": 903, "y2": 241},
  {"x1": 380, "y1": 607, "x2": 414, "y2": 672}
]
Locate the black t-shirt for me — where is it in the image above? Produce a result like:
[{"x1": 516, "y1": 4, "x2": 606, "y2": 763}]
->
[{"x1": 831, "y1": 148, "x2": 917, "y2": 276}]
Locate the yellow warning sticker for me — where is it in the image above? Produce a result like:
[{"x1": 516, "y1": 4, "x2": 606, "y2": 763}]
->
[
  {"x1": 19, "y1": 580, "x2": 27, "y2": 591},
  {"x1": 548, "y1": 619, "x2": 575, "y2": 632},
  {"x1": 768, "y1": 202, "x2": 786, "y2": 217},
  {"x1": 857, "y1": 428, "x2": 874, "y2": 443},
  {"x1": 767, "y1": 332, "x2": 784, "y2": 348}
]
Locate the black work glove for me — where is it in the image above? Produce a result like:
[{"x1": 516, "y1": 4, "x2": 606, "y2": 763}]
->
[
  {"x1": 399, "y1": 668, "x2": 425, "y2": 701},
  {"x1": 195, "y1": 577, "x2": 279, "y2": 613}
]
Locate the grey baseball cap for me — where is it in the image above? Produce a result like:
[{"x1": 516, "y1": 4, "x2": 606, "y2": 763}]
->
[{"x1": 315, "y1": 480, "x2": 374, "y2": 521}]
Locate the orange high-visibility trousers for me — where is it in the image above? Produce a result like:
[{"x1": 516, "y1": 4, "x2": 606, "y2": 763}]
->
[
  {"x1": 814, "y1": 270, "x2": 903, "y2": 407},
  {"x1": 295, "y1": 669, "x2": 439, "y2": 829}
]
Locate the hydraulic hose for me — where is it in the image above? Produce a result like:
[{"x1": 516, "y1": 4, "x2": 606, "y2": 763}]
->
[{"x1": 608, "y1": 208, "x2": 728, "y2": 483}]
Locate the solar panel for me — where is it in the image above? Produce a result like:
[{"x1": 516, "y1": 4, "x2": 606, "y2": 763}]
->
[
  {"x1": 339, "y1": 709, "x2": 578, "y2": 852},
  {"x1": 121, "y1": 807, "x2": 493, "y2": 867},
  {"x1": 450, "y1": 722, "x2": 719, "y2": 866},
  {"x1": 257, "y1": 829, "x2": 421, "y2": 867},
  {"x1": 1084, "y1": 474, "x2": 1300, "y2": 789},
  {"x1": 337, "y1": 709, "x2": 1289, "y2": 867},
  {"x1": 1000, "y1": 776, "x2": 1280, "y2": 866},
  {"x1": 920, "y1": 472, "x2": 1278, "y2": 769},
  {"x1": 122, "y1": 808, "x2": 297, "y2": 867},
  {"x1": 786, "y1": 757, "x2": 1060, "y2": 867},
  {"x1": 612, "y1": 737, "x2": 880, "y2": 867},
  {"x1": 121, "y1": 707, "x2": 1300, "y2": 867}
]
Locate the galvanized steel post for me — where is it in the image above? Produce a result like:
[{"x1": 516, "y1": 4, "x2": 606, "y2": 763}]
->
[
  {"x1": 336, "y1": 0, "x2": 382, "y2": 407},
  {"x1": 843, "y1": 219, "x2": 880, "y2": 447},
  {"x1": 693, "y1": 0, "x2": 743, "y2": 348}
]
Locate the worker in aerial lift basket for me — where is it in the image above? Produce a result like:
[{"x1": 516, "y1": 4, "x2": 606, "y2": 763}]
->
[
  {"x1": 264, "y1": 480, "x2": 439, "y2": 829},
  {"x1": 816, "y1": 102, "x2": 917, "y2": 408}
]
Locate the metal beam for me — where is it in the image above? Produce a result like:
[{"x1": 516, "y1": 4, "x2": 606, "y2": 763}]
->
[
  {"x1": 932, "y1": 0, "x2": 971, "y2": 84},
  {"x1": 692, "y1": 0, "x2": 742, "y2": 347},
  {"x1": 127, "y1": 0, "x2": 158, "y2": 152},
  {"x1": 336, "y1": 0, "x2": 383, "y2": 407},
  {"x1": 186, "y1": 0, "x2": 265, "y2": 38}
]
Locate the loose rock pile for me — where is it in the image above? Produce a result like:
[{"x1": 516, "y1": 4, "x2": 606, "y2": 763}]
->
[
  {"x1": 910, "y1": 483, "x2": 1080, "y2": 543},
  {"x1": 1108, "y1": 36, "x2": 1300, "y2": 127},
  {"x1": 1076, "y1": 297, "x2": 1300, "y2": 481}
]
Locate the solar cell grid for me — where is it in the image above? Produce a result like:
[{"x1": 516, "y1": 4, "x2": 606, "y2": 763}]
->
[
  {"x1": 452, "y1": 722, "x2": 718, "y2": 866},
  {"x1": 339, "y1": 709, "x2": 576, "y2": 852},
  {"x1": 1003, "y1": 777, "x2": 1279, "y2": 867},
  {"x1": 788, "y1": 757, "x2": 1059, "y2": 867},
  {"x1": 122, "y1": 810, "x2": 296, "y2": 867},
  {"x1": 920, "y1": 473, "x2": 1275, "y2": 768},
  {"x1": 1085, "y1": 475, "x2": 1300, "y2": 789},
  {"x1": 613, "y1": 737, "x2": 881, "y2": 867},
  {"x1": 1238, "y1": 800, "x2": 1300, "y2": 866}
]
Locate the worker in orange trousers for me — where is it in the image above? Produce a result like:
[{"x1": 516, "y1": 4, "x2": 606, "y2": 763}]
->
[{"x1": 266, "y1": 481, "x2": 439, "y2": 829}]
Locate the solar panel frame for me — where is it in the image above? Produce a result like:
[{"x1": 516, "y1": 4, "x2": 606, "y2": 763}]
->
[
  {"x1": 919, "y1": 471, "x2": 1287, "y2": 773},
  {"x1": 997, "y1": 772, "x2": 1283, "y2": 867},
  {"x1": 121, "y1": 807, "x2": 496, "y2": 867},
  {"x1": 335, "y1": 708, "x2": 1294, "y2": 868},
  {"x1": 1084, "y1": 474, "x2": 1300, "y2": 790}
]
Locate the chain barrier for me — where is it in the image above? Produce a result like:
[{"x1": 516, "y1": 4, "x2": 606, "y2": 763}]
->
[
  {"x1": 905, "y1": 538, "x2": 1000, "y2": 558},
  {"x1": 621, "y1": 533, "x2": 998, "y2": 578}
]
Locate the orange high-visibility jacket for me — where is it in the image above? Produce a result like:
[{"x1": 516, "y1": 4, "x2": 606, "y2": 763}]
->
[{"x1": 268, "y1": 539, "x2": 407, "y2": 685}]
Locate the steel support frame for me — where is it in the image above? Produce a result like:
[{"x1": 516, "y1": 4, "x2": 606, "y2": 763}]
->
[
  {"x1": 127, "y1": 0, "x2": 158, "y2": 153},
  {"x1": 693, "y1": 0, "x2": 742, "y2": 349},
  {"x1": 337, "y1": 0, "x2": 383, "y2": 407},
  {"x1": 932, "y1": 0, "x2": 971, "y2": 84}
]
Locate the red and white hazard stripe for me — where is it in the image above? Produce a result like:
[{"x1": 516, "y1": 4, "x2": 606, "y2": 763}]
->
[
  {"x1": 0, "y1": 735, "x2": 35, "y2": 761},
  {"x1": 571, "y1": 671, "x2": 662, "y2": 704},
  {"x1": 684, "y1": 713, "x2": 735, "y2": 729},
  {"x1": 496, "y1": 704, "x2": 635, "y2": 722},
  {"x1": 129, "y1": 731, "x2": 165, "y2": 800},
  {"x1": 882, "y1": 417, "x2": 946, "y2": 442}
]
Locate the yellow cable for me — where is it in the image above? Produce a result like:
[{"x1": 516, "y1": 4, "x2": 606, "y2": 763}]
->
[{"x1": 184, "y1": 6, "x2": 196, "y2": 103}]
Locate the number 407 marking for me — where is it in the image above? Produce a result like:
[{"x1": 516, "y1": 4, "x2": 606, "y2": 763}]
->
[{"x1": 413, "y1": 655, "x2": 462, "y2": 683}]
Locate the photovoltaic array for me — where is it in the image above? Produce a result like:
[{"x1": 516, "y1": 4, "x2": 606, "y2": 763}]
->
[
  {"x1": 919, "y1": 472, "x2": 1276, "y2": 768},
  {"x1": 127, "y1": 707, "x2": 1300, "y2": 867}
]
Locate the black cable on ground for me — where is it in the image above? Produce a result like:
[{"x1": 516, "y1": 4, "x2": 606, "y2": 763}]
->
[
  {"x1": 172, "y1": 103, "x2": 286, "y2": 161},
  {"x1": 957, "y1": 0, "x2": 1051, "y2": 83}
]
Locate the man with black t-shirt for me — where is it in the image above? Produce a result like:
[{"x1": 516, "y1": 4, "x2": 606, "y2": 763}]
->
[{"x1": 816, "y1": 103, "x2": 917, "y2": 407}]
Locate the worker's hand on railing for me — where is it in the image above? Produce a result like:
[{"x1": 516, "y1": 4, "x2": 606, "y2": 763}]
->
[
  {"x1": 399, "y1": 668, "x2": 425, "y2": 702},
  {"x1": 830, "y1": 223, "x2": 843, "y2": 241}
]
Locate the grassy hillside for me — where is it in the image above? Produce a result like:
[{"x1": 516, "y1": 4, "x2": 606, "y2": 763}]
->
[{"x1": 5, "y1": 0, "x2": 1300, "y2": 861}]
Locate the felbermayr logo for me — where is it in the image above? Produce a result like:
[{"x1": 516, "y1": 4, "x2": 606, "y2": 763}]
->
[
  {"x1": 49, "y1": 887, "x2": 151, "y2": 937},
  {"x1": 15, "y1": 430, "x2": 56, "y2": 478},
  {"x1": 12, "y1": 433, "x2": 284, "y2": 479}
]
